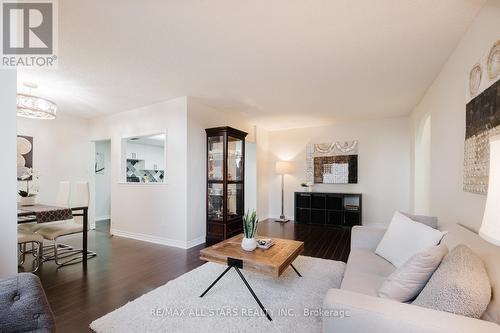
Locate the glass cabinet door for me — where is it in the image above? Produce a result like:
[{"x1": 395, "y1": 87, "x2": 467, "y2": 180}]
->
[
  {"x1": 227, "y1": 183, "x2": 243, "y2": 219},
  {"x1": 208, "y1": 183, "x2": 224, "y2": 221},
  {"x1": 208, "y1": 136, "x2": 224, "y2": 181},
  {"x1": 227, "y1": 136, "x2": 243, "y2": 181}
]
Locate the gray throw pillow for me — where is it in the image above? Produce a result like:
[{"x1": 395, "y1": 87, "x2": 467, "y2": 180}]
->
[
  {"x1": 413, "y1": 244, "x2": 491, "y2": 318},
  {"x1": 401, "y1": 211, "x2": 438, "y2": 229},
  {"x1": 378, "y1": 243, "x2": 448, "y2": 302}
]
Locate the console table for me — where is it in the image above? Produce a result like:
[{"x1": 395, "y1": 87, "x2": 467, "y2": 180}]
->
[{"x1": 294, "y1": 192, "x2": 362, "y2": 226}]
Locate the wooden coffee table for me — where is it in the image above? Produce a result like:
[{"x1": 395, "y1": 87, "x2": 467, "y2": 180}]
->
[{"x1": 199, "y1": 234, "x2": 304, "y2": 321}]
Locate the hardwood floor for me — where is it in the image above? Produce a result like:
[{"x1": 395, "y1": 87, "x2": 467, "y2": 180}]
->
[{"x1": 23, "y1": 219, "x2": 350, "y2": 332}]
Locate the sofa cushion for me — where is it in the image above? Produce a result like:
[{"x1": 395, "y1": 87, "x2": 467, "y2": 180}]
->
[
  {"x1": 413, "y1": 244, "x2": 491, "y2": 319},
  {"x1": 378, "y1": 243, "x2": 448, "y2": 302},
  {"x1": 375, "y1": 211, "x2": 446, "y2": 267},
  {"x1": 340, "y1": 248, "x2": 396, "y2": 296}
]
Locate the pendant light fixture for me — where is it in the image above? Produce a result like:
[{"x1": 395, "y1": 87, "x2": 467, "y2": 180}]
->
[{"x1": 17, "y1": 82, "x2": 57, "y2": 120}]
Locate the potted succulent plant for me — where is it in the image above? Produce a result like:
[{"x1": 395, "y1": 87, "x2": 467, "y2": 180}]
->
[
  {"x1": 241, "y1": 210, "x2": 259, "y2": 251},
  {"x1": 18, "y1": 168, "x2": 39, "y2": 206}
]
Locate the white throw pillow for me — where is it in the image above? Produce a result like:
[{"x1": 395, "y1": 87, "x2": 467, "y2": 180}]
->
[
  {"x1": 378, "y1": 243, "x2": 448, "y2": 302},
  {"x1": 375, "y1": 211, "x2": 446, "y2": 267}
]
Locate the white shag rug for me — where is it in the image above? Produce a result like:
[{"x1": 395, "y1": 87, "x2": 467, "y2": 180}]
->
[{"x1": 90, "y1": 256, "x2": 346, "y2": 333}]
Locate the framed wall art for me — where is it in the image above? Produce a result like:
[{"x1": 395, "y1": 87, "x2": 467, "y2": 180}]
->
[{"x1": 306, "y1": 141, "x2": 358, "y2": 184}]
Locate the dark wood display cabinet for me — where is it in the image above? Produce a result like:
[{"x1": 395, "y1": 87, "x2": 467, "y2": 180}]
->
[
  {"x1": 294, "y1": 192, "x2": 362, "y2": 227},
  {"x1": 206, "y1": 127, "x2": 248, "y2": 245}
]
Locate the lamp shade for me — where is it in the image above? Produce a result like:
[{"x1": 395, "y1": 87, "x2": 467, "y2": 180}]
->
[
  {"x1": 275, "y1": 161, "x2": 294, "y2": 174},
  {"x1": 479, "y1": 135, "x2": 500, "y2": 246}
]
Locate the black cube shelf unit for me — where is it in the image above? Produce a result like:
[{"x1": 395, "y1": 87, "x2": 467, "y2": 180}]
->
[{"x1": 294, "y1": 192, "x2": 362, "y2": 227}]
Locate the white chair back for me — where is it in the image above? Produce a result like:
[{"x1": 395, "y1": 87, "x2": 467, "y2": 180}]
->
[
  {"x1": 56, "y1": 181, "x2": 71, "y2": 207},
  {"x1": 74, "y1": 181, "x2": 90, "y2": 207}
]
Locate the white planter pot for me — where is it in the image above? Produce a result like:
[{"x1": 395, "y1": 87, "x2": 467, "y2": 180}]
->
[
  {"x1": 19, "y1": 196, "x2": 36, "y2": 206},
  {"x1": 241, "y1": 237, "x2": 257, "y2": 251}
]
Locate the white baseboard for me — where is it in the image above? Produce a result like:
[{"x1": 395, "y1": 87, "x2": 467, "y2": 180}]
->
[
  {"x1": 96, "y1": 215, "x2": 110, "y2": 222},
  {"x1": 186, "y1": 236, "x2": 205, "y2": 248},
  {"x1": 110, "y1": 228, "x2": 204, "y2": 249}
]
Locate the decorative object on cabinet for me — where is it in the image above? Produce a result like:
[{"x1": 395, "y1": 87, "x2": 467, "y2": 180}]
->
[
  {"x1": 306, "y1": 141, "x2": 358, "y2": 184},
  {"x1": 294, "y1": 192, "x2": 362, "y2": 227},
  {"x1": 300, "y1": 182, "x2": 313, "y2": 192},
  {"x1": 206, "y1": 126, "x2": 247, "y2": 245},
  {"x1": 479, "y1": 135, "x2": 500, "y2": 246},
  {"x1": 275, "y1": 161, "x2": 294, "y2": 223}
]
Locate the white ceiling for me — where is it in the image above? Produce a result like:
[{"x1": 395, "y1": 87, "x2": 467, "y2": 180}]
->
[{"x1": 18, "y1": 0, "x2": 485, "y2": 130}]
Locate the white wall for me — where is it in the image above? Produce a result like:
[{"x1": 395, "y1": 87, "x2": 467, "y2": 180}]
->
[
  {"x1": 17, "y1": 113, "x2": 94, "y2": 225},
  {"x1": 245, "y1": 142, "x2": 257, "y2": 214},
  {"x1": 89, "y1": 97, "x2": 189, "y2": 247},
  {"x1": 266, "y1": 117, "x2": 411, "y2": 226},
  {"x1": 95, "y1": 140, "x2": 111, "y2": 221},
  {"x1": 256, "y1": 127, "x2": 271, "y2": 220},
  {"x1": 411, "y1": 0, "x2": 500, "y2": 231},
  {"x1": 0, "y1": 70, "x2": 18, "y2": 277},
  {"x1": 412, "y1": 112, "x2": 431, "y2": 215}
]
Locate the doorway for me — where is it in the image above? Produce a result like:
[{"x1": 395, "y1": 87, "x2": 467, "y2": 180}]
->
[{"x1": 94, "y1": 139, "x2": 111, "y2": 231}]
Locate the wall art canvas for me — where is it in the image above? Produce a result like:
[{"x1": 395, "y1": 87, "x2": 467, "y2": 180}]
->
[
  {"x1": 306, "y1": 141, "x2": 358, "y2": 184},
  {"x1": 464, "y1": 39, "x2": 500, "y2": 194},
  {"x1": 17, "y1": 135, "x2": 33, "y2": 180},
  {"x1": 95, "y1": 152, "x2": 105, "y2": 174}
]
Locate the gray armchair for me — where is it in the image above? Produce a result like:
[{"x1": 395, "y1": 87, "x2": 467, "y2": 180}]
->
[{"x1": 0, "y1": 273, "x2": 56, "y2": 332}]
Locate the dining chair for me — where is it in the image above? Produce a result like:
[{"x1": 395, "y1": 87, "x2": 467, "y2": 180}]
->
[
  {"x1": 17, "y1": 227, "x2": 44, "y2": 272},
  {"x1": 36, "y1": 181, "x2": 97, "y2": 267},
  {"x1": 73, "y1": 181, "x2": 89, "y2": 223},
  {"x1": 56, "y1": 181, "x2": 71, "y2": 207},
  {"x1": 19, "y1": 180, "x2": 74, "y2": 260}
]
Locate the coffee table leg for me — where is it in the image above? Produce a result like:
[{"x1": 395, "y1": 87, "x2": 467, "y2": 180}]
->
[
  {"x1": 200, "y1": 265, "x2": 232, "y2": 297},
  {"x1": 234, "y1": 267, "x2": 273, "y2": 321},
  {"x1": 290, "y1": 264, "x2": 302, "y2": 277}
]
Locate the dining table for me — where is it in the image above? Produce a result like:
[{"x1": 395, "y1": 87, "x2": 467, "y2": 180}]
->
[{"x1": 17, "y1": 203, "x2": 90, "y2": 265}]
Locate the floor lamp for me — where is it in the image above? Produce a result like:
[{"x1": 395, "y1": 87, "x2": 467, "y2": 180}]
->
[{"x1": 275, "y1": 161, "x2": 294, "y2": 223}]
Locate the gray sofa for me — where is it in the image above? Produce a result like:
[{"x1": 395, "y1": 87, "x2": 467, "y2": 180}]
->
[
  {"x1": 322, "y1": 223, "x2": 500, "y2": 333},
  {"x1": 0, "y1": 273, "x2": 56, "y2": 332}
]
